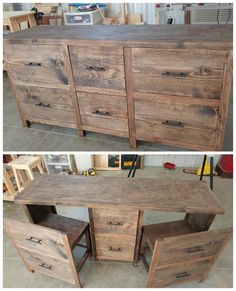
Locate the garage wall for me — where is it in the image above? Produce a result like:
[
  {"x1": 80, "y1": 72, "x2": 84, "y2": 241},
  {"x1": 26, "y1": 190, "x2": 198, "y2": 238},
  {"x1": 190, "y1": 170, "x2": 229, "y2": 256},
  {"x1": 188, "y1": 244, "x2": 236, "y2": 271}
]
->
[{"x1": 144, "y1": 155, "x2": 220, "y2": 168}]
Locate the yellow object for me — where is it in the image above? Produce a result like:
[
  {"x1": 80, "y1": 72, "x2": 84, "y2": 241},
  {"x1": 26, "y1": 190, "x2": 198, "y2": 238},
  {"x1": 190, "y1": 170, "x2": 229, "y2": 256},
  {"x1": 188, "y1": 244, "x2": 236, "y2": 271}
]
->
[{"x1": 197, "y1": 159, "x2": 211, "y2": 176}]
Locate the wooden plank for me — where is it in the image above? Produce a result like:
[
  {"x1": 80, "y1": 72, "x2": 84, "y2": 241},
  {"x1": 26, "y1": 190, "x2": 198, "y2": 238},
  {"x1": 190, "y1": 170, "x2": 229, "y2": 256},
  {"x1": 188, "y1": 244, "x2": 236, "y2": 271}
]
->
[
  {"x1": 3, "y1": 25, "x2": 233, "y2": 50},
  {"x1": 134, "y1": 210, "x2": 144, "y2": 265},
  {"x1": 124, "y1": 47, "x2": 136, "y2": 148},
  {"x1": 215, "y1": 50, "x2": 233, "y2": 150},
  {"x1": 78, "y1": 92, "x2": 128, "y2": 134},
  {"x1": 69, "y1": 45, "x2": 125, "y2": 91},
  {"x1": 15, "y1": 175, "x2": 225, "y2": 214},
  {"x1": 62, "y1": 45, "x2": 84, "y2": 137}
]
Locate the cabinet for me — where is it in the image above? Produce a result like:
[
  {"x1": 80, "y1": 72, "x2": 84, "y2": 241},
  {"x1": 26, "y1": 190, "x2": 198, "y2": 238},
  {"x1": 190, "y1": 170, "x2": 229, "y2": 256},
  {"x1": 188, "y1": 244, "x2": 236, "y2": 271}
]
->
[{"x1": 4, "y1": 25, "x2": 232, "y2": 150}]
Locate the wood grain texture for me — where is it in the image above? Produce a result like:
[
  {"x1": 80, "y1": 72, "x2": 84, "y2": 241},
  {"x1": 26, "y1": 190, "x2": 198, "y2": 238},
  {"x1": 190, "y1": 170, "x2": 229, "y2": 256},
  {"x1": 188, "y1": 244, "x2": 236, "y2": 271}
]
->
[
  {"x1": 95, "y1": 233, "x2": 136, "y2": 262},
  {"x1": 4, "y1": 44, "x2": 68, "y2": 85},
  {"x1": 69, "y1": 45, "x2": 125, "y2": 92},
  {"x1": 143, "y1": 224, "x2": 232, "y2": 287},
  {"x1": 4, "y1": 25, "x2": 232, "y2": 50},
  {"x1": 92, "y1": 208, "x2": 139, "y2": 236},
  {"x1": 78, "y1": 92, "x2": 128, "y2": 134},
  {"x1": 63, "y1": 45, "x2": 84, "y2": 137},
  {"x1": 124, "y1": 47, "x2": 136, "y2": 148},
  {"x1": 4, "y1": 25, "x2": 232, "y2": 150},
  {"x1": 15, "y1": 175, "x2": 225, "y2": 214},
  {"x1": 215, "y1": 50, "x2": 233, "y2": 150}
]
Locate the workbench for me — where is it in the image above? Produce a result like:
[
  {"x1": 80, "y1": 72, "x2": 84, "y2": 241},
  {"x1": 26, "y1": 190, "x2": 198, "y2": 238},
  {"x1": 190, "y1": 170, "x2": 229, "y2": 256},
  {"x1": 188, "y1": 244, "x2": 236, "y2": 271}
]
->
[
  {"x1": 15, "y1": 174, "x2": 224, "y2": 264},
  {"x1": 3, "y1": 25, "x2": 232, "y2": 150}
]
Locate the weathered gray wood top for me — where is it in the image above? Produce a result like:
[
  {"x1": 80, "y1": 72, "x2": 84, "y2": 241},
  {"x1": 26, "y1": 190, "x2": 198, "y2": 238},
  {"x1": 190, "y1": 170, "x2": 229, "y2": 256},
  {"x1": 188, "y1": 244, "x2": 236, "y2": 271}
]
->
[
  {"x1": 15, "y1": 175, "x2": 224, "y2": 214},
  {"x1": 4, "y1": 25, "x2": 232, "y2": 49}
]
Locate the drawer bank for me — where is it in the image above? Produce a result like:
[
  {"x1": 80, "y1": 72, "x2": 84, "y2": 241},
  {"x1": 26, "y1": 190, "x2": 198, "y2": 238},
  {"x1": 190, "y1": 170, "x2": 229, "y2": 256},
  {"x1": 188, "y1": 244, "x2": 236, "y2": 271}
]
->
[{"x1": 4, "y1": 25, "x2": 233, "y2": 150}]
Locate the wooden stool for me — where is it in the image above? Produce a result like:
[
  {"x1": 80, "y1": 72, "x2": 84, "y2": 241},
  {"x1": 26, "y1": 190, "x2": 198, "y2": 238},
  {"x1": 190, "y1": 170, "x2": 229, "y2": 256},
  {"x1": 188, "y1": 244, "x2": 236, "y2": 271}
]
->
[
  {"x1": 8, "y1": 156, "x2": 44, "y2": 192},
  {"x1": 4, "y1": 214, "x2": 92, "y2": 287},
  {"x1": 140, "y1": 220, "x2": 232, "y2": 288},
  {"x1": 3, "y1": 165, "x2": 18, "y2": 201}
]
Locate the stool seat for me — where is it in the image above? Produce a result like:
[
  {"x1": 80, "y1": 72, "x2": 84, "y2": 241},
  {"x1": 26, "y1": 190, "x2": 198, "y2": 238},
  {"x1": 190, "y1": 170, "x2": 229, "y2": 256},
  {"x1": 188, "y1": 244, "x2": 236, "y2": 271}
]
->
[
  {"x1": 9, "y1": 156, "x2": 40, "y2": 168},
  {"x1": 39, "y1": 213, "x2": 89, "y2": 248},
  {"x1": 143, "y1": 220, "x2": 197, "y2": 251}
]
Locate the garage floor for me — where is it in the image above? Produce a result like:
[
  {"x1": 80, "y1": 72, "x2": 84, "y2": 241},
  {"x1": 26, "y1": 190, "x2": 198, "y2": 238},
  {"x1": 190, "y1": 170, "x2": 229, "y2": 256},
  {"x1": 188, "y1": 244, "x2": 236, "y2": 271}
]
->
[
  {"x1": 3, "y1": 167, "x2": 233, "y2": 288},
  {"x1": 3, "y1": 73, "x2": 233, "y2": 151}
]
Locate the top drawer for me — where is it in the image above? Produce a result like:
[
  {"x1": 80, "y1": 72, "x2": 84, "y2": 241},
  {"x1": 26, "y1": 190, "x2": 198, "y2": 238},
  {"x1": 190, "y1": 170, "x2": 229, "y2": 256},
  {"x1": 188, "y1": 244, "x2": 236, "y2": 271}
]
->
[
  {"x1": 69, "y1": 45, "x2": 125, "y2": 93},
  {"x1": 4, "y1": 44, "x2": 68, "y2": 85},
  {"x1": 132, "y1": 48, "x2": 227, "y2": 99}
]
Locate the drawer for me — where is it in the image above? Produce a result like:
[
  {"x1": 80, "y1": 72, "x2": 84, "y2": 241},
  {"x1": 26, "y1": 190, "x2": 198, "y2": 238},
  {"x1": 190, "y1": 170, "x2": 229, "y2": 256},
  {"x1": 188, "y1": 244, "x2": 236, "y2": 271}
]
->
[
  {"x1": 16, "y1": 85, "x2": 76, "y2": 128},
  {"x1": 20, "y1": 248, "x2": 75, "y2": 284},
  {"x1": 135, "y1": 117, "x2": 216, "y2": 149},
  {"x1": 5, "y1": 44, "x2": 68, "y2": 85},
  {"x1": 158, "y1": 230, "x2": 229, "y2": 266},
  {"x1": 92, "y1": 208, "x2": 139, "y2": 236},
  {"x1": 134, "y1": 95, "x2": 218, "y2": 128},
  {"x1": 69, "y1": 45, "x2": 125, "y2": 92},
  {"x1": 132, "y1": 48, "x2": 227, "y2": 99},
  {"x1": 151, "y1": 258, "x2": 211, "y2": 287},
  {"x1": 95, "y1": 234, "x2": 136, "y2": 262},
  {"x1": 78, "y1": 92, "x2": 128, "y2": 136},
  {"x1": 9, "y1": 221, "x2": 68, "y2": 260}
]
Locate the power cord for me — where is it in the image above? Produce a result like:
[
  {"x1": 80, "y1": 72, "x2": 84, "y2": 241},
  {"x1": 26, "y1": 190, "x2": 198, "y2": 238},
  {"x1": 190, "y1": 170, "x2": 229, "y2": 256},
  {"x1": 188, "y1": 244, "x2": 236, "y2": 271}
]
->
[{"x1": 217, "y1": 8, "x2": 231, "y2": 24}]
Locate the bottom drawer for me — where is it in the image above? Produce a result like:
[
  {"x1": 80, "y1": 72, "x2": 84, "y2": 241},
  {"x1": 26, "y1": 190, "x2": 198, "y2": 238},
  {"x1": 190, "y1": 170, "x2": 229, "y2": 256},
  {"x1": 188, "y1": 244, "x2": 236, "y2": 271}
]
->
[
  {"x1": 135, "y1": 118, "x2": 216, "y2": 150},
  {"x1": 78, "y1": 92, "x2": 129, "y2": 137},
  {"x1": 15, "y1": 85, "x2": 77, "y2": 128},
  {"x1": 150, "y1": 258, "x2": 211, "y2": 288},
  {"x1": 20, "y1": 247, "x2": 75, "y2": 284},
  {"x1": 95, "y1": 234, "x2": 136, "y2": 262}
]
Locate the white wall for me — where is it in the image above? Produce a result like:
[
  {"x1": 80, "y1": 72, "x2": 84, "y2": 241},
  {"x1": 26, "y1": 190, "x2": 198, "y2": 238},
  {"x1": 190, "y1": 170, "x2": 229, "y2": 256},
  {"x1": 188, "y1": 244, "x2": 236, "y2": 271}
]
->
[
  {"x1": 74, "y1": 154, "x2": 93, "y2": 172},
  {"x1": 144, "y1": 155, "x2": 220, "y2": 168}
]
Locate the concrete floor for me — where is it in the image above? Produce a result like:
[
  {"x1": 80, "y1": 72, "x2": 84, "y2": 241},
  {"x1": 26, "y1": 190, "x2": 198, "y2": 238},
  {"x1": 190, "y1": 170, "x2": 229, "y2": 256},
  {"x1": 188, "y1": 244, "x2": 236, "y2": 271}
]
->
[
  {"x1": 3, "y1": 167, "x2": 233, "y2": 288},
  {"x1": 3, "y1": 73, "x2": 233, "y2": 151}
]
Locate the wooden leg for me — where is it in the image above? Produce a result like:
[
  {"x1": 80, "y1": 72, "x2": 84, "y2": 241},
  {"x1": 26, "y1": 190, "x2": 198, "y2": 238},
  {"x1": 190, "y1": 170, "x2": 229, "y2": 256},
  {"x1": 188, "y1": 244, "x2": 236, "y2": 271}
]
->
[
  {"x1": 37, "y1": 163, "x2": 44, "y2": 174},
  {"x1": 23, "y1": 119, "x2": 31, "y2": 128},
  {"x1": 85, "y1": 227, "x2": 92, "y2": 257},
  {"x1": 27, "y1": 166, "x2": 34, "y2": 180},
  {"x1": 88, "y1": 208, "x2": 97, "y2": 260},
  {"x1": 12, "y1": 167, "x2": 21, "y2": 192},
  {"x1": 134, "y1": 210, "x2": 144, "y2": 265}
]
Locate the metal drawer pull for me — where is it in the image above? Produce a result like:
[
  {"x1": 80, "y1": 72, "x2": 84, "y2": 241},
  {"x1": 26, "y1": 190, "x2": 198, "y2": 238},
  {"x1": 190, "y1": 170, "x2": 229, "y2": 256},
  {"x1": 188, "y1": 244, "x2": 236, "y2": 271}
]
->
[
  {"x1": 26, "y1": 236, "x2": 42, "y2": 244},
  {"x1": 176, "y1": 272, "x2": 190, "y2": 279},
  {"x1": 39, "y1": 263, "x2": 52, "y2": 270},
  {"x1": 108, "y1": 247, "x2": 122, "y2": 252},
  {"x1": 107, "y1": 221, "x2": 123, "y2": 226},
  {"x1": 186, "y1": 246, "x2": 204, "y2": 253},
  {"x1": 25, "y1": 62, "x2": 41, "y2": 67},
  {"x1": 92, "y1": 110, "x2": 111, "y2": 116},
  {"x1": 162, "y1": 71, "x2": 188, "y2": 77},
  {"x1": 86, "y1": 65, "x2": 106, "y2": 72},
  {"x1": 161, "y1": 120, "x2": 184, "y2": 128},
  {"x1": 35, "y1": 102, "x2": 51, "y2": 108}
]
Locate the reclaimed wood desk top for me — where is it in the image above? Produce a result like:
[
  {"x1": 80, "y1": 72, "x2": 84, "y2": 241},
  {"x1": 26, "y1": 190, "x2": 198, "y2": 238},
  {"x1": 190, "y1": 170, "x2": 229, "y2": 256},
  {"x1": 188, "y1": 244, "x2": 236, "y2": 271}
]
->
[
  {"x1": 4, "y1": 24, "x2": 232, "y2": 50},
  {"x1": 15, "y1": 175, "x2": 224, "y2": 214}
]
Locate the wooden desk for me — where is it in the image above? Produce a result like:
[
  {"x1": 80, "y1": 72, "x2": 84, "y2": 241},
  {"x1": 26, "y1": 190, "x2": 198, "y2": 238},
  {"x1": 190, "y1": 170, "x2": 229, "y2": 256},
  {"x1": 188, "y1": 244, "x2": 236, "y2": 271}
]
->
[{"x1": 15, "y1": 174, "x2": 224, "y2": 263}]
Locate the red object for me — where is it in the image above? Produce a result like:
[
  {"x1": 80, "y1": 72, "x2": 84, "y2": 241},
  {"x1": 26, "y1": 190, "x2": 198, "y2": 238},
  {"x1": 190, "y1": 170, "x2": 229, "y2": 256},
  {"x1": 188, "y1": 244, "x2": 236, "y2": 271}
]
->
[
  {"x1": 163, "y1": 162, "x2": 176, "y2": 170},
  {"x1": 215, "y1": 155, "x2": 233, "y2": 178}
]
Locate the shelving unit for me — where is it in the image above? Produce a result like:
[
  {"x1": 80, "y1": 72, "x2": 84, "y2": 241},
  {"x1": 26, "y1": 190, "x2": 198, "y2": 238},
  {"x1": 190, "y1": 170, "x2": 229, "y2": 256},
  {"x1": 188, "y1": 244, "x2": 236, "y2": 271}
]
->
[{"x1": 43, "y1": 154, "x2": 77, "y2": 174}]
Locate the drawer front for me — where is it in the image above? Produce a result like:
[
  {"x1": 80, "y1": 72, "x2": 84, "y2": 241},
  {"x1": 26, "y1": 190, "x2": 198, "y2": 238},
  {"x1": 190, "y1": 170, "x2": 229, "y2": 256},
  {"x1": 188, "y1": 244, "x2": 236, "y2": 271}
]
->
[
  {"x1": 159, "y1": 229, "x2": 230, "y2": 266},
  {"x1": 151, "y1": 258, "x2": 211, "y2": 287},
  {"x1": 16, "y1": 85, "x2": 76, "y2": 128},
  {"x1": 69, "y1": 45, "x2": 125, "y2": 92},
  {"x1": 135, "y1": 117, "x2": 216, "y2": 149},
  {"x1": 20, "y1": 248, "x2": 74, "y2": 284},
  {"x1": 9, "y1": 222, "x2": 68, "y2": 260},
  {"x1": 95, "y1": 234, "x2": 136, "y2": 262},
  {"x1": 135, "y1": 95, "x2": 218, "y2": 128},
  {"x1": 5, "y1": 44, "x2": 68, "y2": 85},
  {"x1": 132, "y1": 48, "x2": 227, "y2": 99},
  {"x1": 92, "y1": 208, "x2": 139, "y2": 236},
  {"x1": 78, "y1": 92, "x2": 128, "y2": 135}
]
